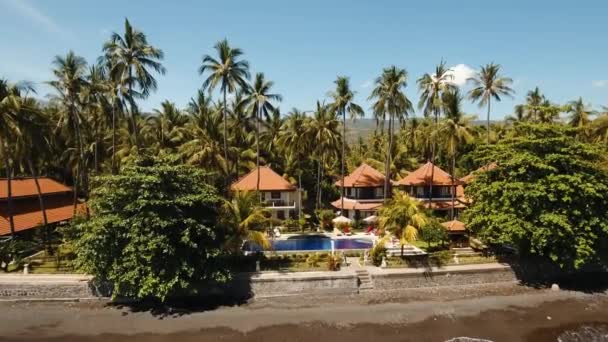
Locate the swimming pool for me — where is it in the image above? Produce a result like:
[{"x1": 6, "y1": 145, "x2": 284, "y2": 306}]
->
[{"x1": 244, "y1": 235, "x2": 374, "y2": 252}]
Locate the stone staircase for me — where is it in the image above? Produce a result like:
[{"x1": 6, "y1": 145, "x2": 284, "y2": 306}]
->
[{"x1": 355, "y1": 269, "x2": 374, "y2": 291}]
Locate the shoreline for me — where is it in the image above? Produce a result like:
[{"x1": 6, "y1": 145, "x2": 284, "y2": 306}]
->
[{"x1": 0, "y1": 282, "x2": 607, "y2": 341}]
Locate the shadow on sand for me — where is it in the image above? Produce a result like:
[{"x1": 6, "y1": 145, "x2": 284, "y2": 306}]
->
[
  {"x1": 495, "y1": 254, "x2": 608, "y2": 293},
  {"x1": 104, "y1": 272, "x2": 255, "y2": 318}
]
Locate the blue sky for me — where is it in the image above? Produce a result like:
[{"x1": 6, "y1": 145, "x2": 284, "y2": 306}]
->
[{"x1": 1, "y1": 0, "x2": 606, "y2": 119}]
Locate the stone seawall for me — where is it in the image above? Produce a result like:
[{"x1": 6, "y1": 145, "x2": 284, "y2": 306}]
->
[
  {"x1": 372, "y1": 264, "x2": 516, "y2": 290},
  {"x1": 0, "y1": 275, "x2": 111, "y2": 299},
  {"x1": 0, "y1": 263, "x2": 564, "y2": 300}
]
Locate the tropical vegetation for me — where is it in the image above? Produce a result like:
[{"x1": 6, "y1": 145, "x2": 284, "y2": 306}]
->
[{"x1": 2, "y1": 18, "x2": 608, "y2": 287}]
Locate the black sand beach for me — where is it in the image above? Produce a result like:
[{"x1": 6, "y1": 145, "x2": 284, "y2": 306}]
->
[{"x1": 0, "y1": 282, "x2": 607, "y2": 342}]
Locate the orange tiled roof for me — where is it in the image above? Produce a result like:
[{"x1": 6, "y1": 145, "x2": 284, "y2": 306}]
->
[
  {"x1": 461, "y1": 162, "x2": 498, "y2": 184},
  {"x1": 335, "y1": 163, "x2": 386, "y2": 188},
  {"x1": 397, "y1": 162, "x2": 461, "y2": 186},
  {"x1": 231, "y1": 166, "x2": 296, "y2": 192},
  {"x1": 330, "y1": 197, "x2": 383, "y2": 211},
  {"x1": 441, "y1": 220, "x2": 467, "y2": 232},
  {"x1": 0, "y1": 194, "x2": 85, "y2": 236},
  {"x1": 0, "y1": 178, "x2": 72, "y2": 199}
]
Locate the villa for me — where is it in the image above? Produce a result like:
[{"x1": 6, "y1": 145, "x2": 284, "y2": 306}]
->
[
  {"x1": 395, "y1": 162, "x2": 467, "y2": 218},
  {"x1": 231, "y1": 166, "x2": 302, "y2": 220},
  {"x1": 0, "y1": 178, "x2": 83, "y2": 236},
  {"x1": 331, "y1": 163, "x2": 387, "y2": 220}
]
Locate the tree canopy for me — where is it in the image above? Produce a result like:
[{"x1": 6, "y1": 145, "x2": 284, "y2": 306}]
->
[
  {"x1": 463, "y1": 124, "x2": 608, "y2": 269},
  {"x1": 68, "y1": 155, "x2": 228, "y2": 301}
]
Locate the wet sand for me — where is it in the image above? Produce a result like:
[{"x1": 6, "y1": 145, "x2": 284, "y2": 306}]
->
[{"x1": 0, "y1": 282, "x2": 607, "y2": 342}]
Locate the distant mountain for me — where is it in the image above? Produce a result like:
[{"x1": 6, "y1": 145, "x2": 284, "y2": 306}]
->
[{"x1": 345, "y1": 118, "x2": 500, "y2": 142}]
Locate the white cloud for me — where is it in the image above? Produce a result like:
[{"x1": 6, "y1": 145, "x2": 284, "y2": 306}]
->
[
  {"x1": 2, "y1": 0, "x2": 65, "y2": 34},
  {"x1": 592, "y1": 80, "x2": 608, "y2": 88},
  {"x1": 360, "y1": 79, "x2": 373, "y2": 89},
  {"x1": 446, "y1": 64, "x2": 477, "y2": 86}
]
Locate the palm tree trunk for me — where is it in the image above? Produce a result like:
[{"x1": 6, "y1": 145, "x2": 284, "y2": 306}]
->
[
  {"x1": 316, "y1": 160, "x2": 320, "y2": 210},
  {"x1": 0, "y1": 138, "x2": 16, "y2": 239},
  {"x1": 222, "y1": 87, "x2": 229, "y2": 185},
  {"x1": 256, "y1": 104, "x2": 261, "y2": 202},
  {"x1": 384, "y1": 111, "x2": 394, "y2": 202},
  {"x1": 94, "y1": 129, "x2": 99, "y2": 175},
  {"x1": 70, "y1": 103, "x2": 82, "y2": 215},
  {"x1": 298, "y1": 169, "x2": 302, "y2": 220},
  {"x1": 28, "y1": 157, "x2": 48, "y2": 230},
  {"x1": 429, "y1": 109, "x2": 437, "y2": 209},
  {"x1": 128, "y1": 69, "x2": 139, "y2": 148},
  {"x1": 341, "y1": 109, "x2": 346, "y2": 211},
  {"x1": 486, "y1": 100, "x2": 491, "y2": 145},
  {"x1": 451, "y1": 154, "x2": 456, "y2": 220},
  {"x1": 111, "y1": 98, "x2": 117, "y2": 175}
]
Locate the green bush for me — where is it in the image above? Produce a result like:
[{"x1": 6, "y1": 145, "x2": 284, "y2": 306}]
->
[
  {"x1": 325, "y1": 253, "x2": 342, "y2": 271},
  {"x1": 369, "y1": 243, "x2": 387, "y2": 267},
  {"x1": 306, "y1": 253, "x2": 321, "y2": 268},
  {"x1": 431, "y1": 250, "x2": 452, "y2": 266}
]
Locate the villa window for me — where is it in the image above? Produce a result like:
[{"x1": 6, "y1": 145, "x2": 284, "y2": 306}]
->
[
  {"x1": 374, "y1": 187, "x2": 383, "y2": 198},
  {"x1": 271, "y1": 191, "x2": 281, "y2": 199},
  {"x1": 277, "y1": 210, "x2": 285, "y2": 220}
]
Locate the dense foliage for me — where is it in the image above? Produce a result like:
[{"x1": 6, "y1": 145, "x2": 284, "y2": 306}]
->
[
  {"x1": 68, "y1": 156, "x2": 228, "y2": 301},
  {"x1": 463, "y1": 124, "x2": 608, "y2": 269},
  {"x1": 2, "y1": 17, "x2": 608, "y2": 284}
]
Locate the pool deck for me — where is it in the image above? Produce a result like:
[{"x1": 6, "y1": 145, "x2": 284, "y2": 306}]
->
[{"x1": 276, "y1": 232, "x2": 378, "y2": 241}]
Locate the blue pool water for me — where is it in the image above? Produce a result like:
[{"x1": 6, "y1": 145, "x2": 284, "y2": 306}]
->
[{"x1": 245, "y1": 235, "x2": 373, "y2": 252}]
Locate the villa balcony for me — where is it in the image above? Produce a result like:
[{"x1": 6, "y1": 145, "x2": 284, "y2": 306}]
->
[
  {"x1": 410, "y1": 194, "x2": 455, "y2": 201},
  {"x1": 263, "y1": 200, "x2": 296, "y2": 209}
]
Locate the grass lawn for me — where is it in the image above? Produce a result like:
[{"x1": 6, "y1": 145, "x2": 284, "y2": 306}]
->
[
  {"x1": 409, "y1": 240, "x2": 444, "y2": 251},
  {"x1": 4, "y1": 248, "x2": 78, "y2": 274}
]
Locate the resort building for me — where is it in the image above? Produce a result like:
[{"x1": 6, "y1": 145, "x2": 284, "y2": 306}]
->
[
  {"x1": 0, "y1": 178, "x2": 83, "y2": 236},
  {"x1": 331, "y1": 163, "x2": 387, "y2": 220},
  {"x1": 231, "y1": 166, "x2": 301, "y2": 220},
  {"x1": 396, "y1": 162, "x2": 467, "y2": 218},
  {"x1": 460, "y1": 162, "x2": 498, "y2": 185}
]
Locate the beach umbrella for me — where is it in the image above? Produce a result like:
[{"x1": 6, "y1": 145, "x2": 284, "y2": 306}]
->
[
  {"x1": 332, "y1": 215, "x2": 352, "y2": 224},
  {"x1": 363, "y1": 215, "x2": 378, "y2": 223}
]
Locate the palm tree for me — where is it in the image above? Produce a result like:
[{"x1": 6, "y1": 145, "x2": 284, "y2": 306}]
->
[
  {"x1": 145, "y1": 100, "x2": 187, "y2": 153},
  {"x1": 370, "y1": 66, "x2": 413, "y2": 201},
  {"x1": 467, "y1": 63, "x2": 514, "y2": 144},
  {"x1": 440, "y1": 90, "x2": 475, "y2": 219},
  {"x1": 303, "y1": 101, "x2": 341, "y2": 209},
  {"x1": 259, "y1": 107, "x2": 285, "y2": 167},
  {"x1": 567, "y1": 98, "x2": 595, "y2": 138},
  {"x1": 220, "y1": 191, "x2": 271, "y2": 253},
  {"x1": 180, "y1": 93, "x2": 228, "y2": 175},
  {"x1": 83, "y1": 64, "x2": 111, "y2": 174},
  {"x1": 245, "y1": 73, "x2": 282, "y2": 196},
  {"x1": 505, "y1": 105, "x2": 527, "y2": 125},
  {"x1": 417, "y1": 61, "x2": 456, "y2": 205},
  {"x1": 277, "y1": 108, "x2": 308, "y2": 218},
  {"x1": 103, "y1": 18, "x2": 166, "y2": 148},
  {"x1": 228, "y1": 91, "x2": 253, "y2": 179},
  {"x1": 0, "y1": 79, "x2": 33, "y2": 239},
  {"x1": 48, "y1": 51, "x2": 89, "y2": 213},
  {"x1": 15, "y1": 97, "x2": 52, "y2": 235},
  {"x1": 328, "y1": 76, "x2": 364, "y2": 211},
  {"x1": 525, "y1": 87, "x2": 544, "y2": 122},
  {"x1": 591, "y1": 111, "x2": 608, "y2": 144},
  {"x1": 199, "y1": 39, "x2": 250, "y2": 183},
  {"x1": 378, "y1": 190, "x2": 428, "y2": 256}
]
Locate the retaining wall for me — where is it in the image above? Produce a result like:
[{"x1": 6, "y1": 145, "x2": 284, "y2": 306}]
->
[
  {"x1": 0, "y1": 263, "x2": 579, "y2": 300},
  {"x1": 372, "y1": 265, "x2": 516, "y2": 290}
]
